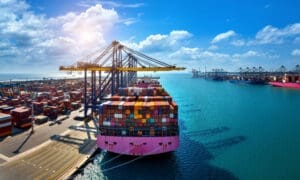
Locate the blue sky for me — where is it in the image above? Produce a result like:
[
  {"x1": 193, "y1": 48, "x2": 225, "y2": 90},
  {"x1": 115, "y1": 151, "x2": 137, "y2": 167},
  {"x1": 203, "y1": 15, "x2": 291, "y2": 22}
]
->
[{"x1": 0, "y1": 0, "x2": 300, "y2": 73}]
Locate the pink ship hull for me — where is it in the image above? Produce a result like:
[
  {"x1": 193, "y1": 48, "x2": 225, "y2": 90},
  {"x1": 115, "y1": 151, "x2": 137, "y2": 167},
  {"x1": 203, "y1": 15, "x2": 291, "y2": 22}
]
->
[
  {"x1": 269, "y1": 82, "x2": 300, "y2": 89},
  {"x1": 97, "y1": 135, "x2": 179, "y2": 156}
]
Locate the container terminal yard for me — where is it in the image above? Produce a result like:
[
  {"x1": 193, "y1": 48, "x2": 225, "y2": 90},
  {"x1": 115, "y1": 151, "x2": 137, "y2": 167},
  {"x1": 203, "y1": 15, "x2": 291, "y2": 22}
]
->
[
  {"x1": 0, "y1": 41, "x2": 185, "y2": 179},
  {"x1": 192, "y1": 65, "x2": 300, "y2": 88}
]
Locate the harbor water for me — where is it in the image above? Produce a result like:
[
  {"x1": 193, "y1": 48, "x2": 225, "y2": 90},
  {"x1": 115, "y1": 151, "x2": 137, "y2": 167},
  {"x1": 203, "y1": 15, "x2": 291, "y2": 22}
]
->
[
  {"x1": 74, "y1": 73, "x2": 300, "y2": 180},
  {"x1": 5, "y1": 73, "x2": 298, "y2": 179},
  {"x1": 74, "y1": 73, "x2": 300, "y2": 179}
]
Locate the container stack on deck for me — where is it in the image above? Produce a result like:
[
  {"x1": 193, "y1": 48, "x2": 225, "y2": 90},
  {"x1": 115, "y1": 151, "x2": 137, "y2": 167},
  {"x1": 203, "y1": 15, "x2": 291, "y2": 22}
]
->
[
  {"x1": 0, "y1": 113, "x2": 12, "y2": 137},
  {"x1": 99, "y1": 86, "x2": 179, "y2": 137}
]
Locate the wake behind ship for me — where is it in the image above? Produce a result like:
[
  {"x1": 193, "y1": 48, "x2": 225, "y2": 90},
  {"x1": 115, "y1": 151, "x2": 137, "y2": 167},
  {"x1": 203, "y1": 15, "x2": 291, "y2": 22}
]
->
[{"x1": 97, "y1": 77, "x2": 179, "y2": 156}]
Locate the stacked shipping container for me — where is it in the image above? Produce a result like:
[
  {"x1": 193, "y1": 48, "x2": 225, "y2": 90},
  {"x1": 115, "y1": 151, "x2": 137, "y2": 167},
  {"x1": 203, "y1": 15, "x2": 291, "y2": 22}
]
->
[
  {"x1": 11, "y1": 107, "x2": 32, "y2": 128},
  {"x1": 97, "y1": 80, "x2": 180, "y2": 156},
  {"x1": 99, "y1": 87, "x2": 179, "y2": 137},
  {"x1": 0, "y1": 113, "x2": 12, "y2": 137}
]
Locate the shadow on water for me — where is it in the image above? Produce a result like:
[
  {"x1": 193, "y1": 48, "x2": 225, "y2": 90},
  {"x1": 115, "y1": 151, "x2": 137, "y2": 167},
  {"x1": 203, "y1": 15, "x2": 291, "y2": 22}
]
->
[
  {"x1": 181, "y1": 104, "x2": 195, "y2": 107},
  {"x1": 204, "y1": 136, "x2": 246, "y2": 150},
  {"x1": 74, "y1": 120, "x2": 246, "y2": 179},
  {"x1": 88, "y1": 133, "x2": 245, "y2": 180},
  {"x1": 182, "y1": 108, "x2": 202, "y2": 113},
  {"x1": 185, "y1": 126, "x2": 230, "y2": 137}
]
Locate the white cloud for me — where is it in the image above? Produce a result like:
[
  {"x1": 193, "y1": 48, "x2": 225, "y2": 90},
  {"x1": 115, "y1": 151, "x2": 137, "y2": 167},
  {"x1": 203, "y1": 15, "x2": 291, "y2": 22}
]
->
[
  {"x1": 169, "y1": 30, "x2": 192, "y2": 44},
  {"x1": 232, "y1": 50, "x2": 279, "y2": 60},
  {"x1": 252, "y1": 23, "x2": 300, "y2": 44},
  {"x1": 60, "y1": 4, "x2": 118, "y2": 52},
  {"x1": 170, "y1": 47, "x2": 230, "y2": 61},
  {"x1": 211, "y1": 30, "x2": 236, "y2": 43},
  {"x1": 77, "y1": 1, "x2": 144, "y2": 8},
  {"x1": 122, "y1": 18, "x2": 139, "y2": 26},
  {"x1": 294, "y1": 37, "x2": 300, "y2": 43},
  {"x1": 208, "y1": 45, "x2": 218, "y2": 50},
  {"x1": 291, "y1": 49, "x2": 300, "y2": 56},
  {"x1": 0, "y1": 1, "x2": 120, "y2": 71},
  {"x1": 124, "y1": 30, "x2": 193, "y2": 52},
  {"x1": 232, "y1": 50, "x2": 259, "y2": 59},
  {"x1": 169, "y1": 48, "x2": 278, "y2": 64},
  {"x1": 231, "y1": 39, "x2": 245, "y2": 46},
  {"x1": 99, "y1": 1, "x2": 144, "y2": 8}
]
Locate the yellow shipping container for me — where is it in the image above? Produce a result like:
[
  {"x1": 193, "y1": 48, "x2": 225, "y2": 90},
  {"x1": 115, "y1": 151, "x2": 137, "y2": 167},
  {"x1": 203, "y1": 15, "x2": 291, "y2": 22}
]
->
[
  {"x1": 146, "y1": 114, "x2": 150, "y2": 118},
  {"x1": 134, "y1": 110, "x2": 139, "y2": 115},
  {"x1": 134, "y1": 102, "x2": 143, "y2": 107},
  {"x1": 134, "y1": 113, "x2": 139, "y2": 118}
]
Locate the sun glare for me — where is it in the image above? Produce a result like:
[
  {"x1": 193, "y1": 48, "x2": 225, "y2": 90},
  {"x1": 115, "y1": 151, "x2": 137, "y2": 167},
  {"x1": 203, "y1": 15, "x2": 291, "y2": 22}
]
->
[{"x1": 79, "y1": 31, "x2": 94, "y2": 43}]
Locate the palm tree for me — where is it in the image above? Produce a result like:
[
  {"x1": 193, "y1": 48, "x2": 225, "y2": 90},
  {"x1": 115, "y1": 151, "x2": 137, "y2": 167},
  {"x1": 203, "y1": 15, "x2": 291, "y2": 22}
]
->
[
  {"x1": 238, "y1": 67, "x2": 243, "y2": 72},
  {"x1": 258, "y1": 66, "x2": 264, "y2": 73},
  {"x1": 246, "y1": 67, "x2": 250, "y2": 72},
  {"x1": 278, "y1": 65, "x2": 286, "y2": 73}
]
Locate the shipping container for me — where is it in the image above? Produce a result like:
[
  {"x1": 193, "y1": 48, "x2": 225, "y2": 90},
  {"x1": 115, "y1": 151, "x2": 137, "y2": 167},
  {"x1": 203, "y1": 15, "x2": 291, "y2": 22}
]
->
[
  {"x1": 11, "y1": 107, "x2": 32, "y2": 128},
  {"x1": 0, "y1": 113, "x2": 12, "y2": 137}
]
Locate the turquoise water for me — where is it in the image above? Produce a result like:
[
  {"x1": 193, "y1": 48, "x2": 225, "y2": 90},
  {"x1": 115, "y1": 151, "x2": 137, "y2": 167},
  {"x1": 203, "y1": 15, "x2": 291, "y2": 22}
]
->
[
  {"x1": 161, "y1": 73, "x2": 300, "y2": 180},
  {"x1": 74, "y1": 73, "x2": 300, "y2": 179}
]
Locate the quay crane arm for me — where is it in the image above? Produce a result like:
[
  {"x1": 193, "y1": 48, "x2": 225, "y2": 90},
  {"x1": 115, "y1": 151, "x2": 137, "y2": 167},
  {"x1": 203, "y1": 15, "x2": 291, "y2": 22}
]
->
[
  {"x1": 59, "y1": 41, "x2": 185, "y2": 72},
  {"x1": 59, "y1": 40, "x2": 186, "y2": 117}
]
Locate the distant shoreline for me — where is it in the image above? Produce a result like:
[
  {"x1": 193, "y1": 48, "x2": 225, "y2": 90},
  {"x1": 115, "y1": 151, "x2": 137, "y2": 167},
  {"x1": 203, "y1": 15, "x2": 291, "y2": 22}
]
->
[{"x1": 0, "y1": 77, "x2": 82, "y2": 84}]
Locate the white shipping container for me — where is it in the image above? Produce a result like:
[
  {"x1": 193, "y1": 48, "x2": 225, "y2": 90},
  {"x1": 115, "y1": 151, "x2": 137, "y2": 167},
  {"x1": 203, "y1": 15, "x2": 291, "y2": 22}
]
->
[
  {"x1": 0, "y1": 122, "x2": 11, "y2": 128},
  {"x1": 122, "y1": 130, "x2": 126, "y2": 135},
  {"x1": 162, "y1": 118, "x2": 167, "y2": 123},
  {"x1": 170, "y1": 114, "x2": 174, "y2": 118},
  {"x1": 0, "y1": 113, "x2": 11, "y2": 121},
  {"x1": 103, "y1": 121, "x2": 111, "y2": 126},
  {"x1": 118, "y1": 101, "x2": 125, "y2": 110},
  {"x1": 114, "y1": 114, "x2": 123, "y2": 118}
]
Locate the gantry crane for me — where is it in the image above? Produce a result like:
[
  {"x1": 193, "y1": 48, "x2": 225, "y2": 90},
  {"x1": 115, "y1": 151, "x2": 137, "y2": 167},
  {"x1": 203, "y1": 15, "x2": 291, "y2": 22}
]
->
[{"x1": 59, "y1": 40, "x2": 185, "y2": 117}]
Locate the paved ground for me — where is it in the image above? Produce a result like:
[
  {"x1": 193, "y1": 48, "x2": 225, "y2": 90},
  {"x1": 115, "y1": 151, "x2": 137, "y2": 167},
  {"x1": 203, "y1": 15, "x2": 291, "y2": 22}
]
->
[
  {"x1": 0, "y1": 109, "x2": 83, "y2": 158},
  {"x1": 0, "y1": 119, "x2": 97, "y2": 180},
  {"x1": 0, "y1": 158, "x2": 5, "y2": 164}
]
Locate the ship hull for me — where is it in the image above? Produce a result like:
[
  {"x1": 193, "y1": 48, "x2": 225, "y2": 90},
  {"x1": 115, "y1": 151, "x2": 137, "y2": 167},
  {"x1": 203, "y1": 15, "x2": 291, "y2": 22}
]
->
[
  {"x1": 97, "y1": 135, "x2": 179, "y2": 156},
  {"x1": 269, "y1": 82, "x2": 300, "y2": 89}
]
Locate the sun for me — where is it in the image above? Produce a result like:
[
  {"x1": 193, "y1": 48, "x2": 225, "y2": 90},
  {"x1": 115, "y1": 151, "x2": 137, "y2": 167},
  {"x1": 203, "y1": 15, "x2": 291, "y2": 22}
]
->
[{"x1": 79, "y1": 31, "x2": 94, "y2": 43}]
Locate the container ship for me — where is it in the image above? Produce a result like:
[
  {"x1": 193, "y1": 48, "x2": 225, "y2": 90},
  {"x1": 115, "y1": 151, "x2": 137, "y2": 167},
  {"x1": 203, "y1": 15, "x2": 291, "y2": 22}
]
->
[
  {"x1": 269, "y1": 74, "x2": 300, "y2": 89},
  {"x1": 97, "y1": 78, "x2": 179, "y2": 156},
  {"x1": 269, "y1": 82, "x2": 300, "y2": 89}
]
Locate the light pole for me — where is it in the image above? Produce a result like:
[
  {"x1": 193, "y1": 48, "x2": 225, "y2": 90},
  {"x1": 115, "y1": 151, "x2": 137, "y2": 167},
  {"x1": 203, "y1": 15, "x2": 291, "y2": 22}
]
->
[{"x1": 31, "y1": 92, "x2": 36, "y2": 134}]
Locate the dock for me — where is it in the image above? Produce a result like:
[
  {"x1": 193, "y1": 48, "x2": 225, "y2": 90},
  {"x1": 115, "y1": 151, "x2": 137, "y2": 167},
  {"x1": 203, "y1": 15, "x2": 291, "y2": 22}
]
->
[
  {"x1": 0, "y1": 110, "x2": 98, "y2": 179},
  {"x1": 192, "y1": 65, "x2": 300, "y2": 84},
  {"x1": 0, "y1": 40, "x2": 186, "y2": 179}
]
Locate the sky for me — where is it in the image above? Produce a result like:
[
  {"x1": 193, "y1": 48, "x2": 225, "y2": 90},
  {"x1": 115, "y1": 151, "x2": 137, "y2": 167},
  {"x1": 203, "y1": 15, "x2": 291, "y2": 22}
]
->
[{"x1": 0, "y1": 0, "x2": 300, "y2": 73}]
